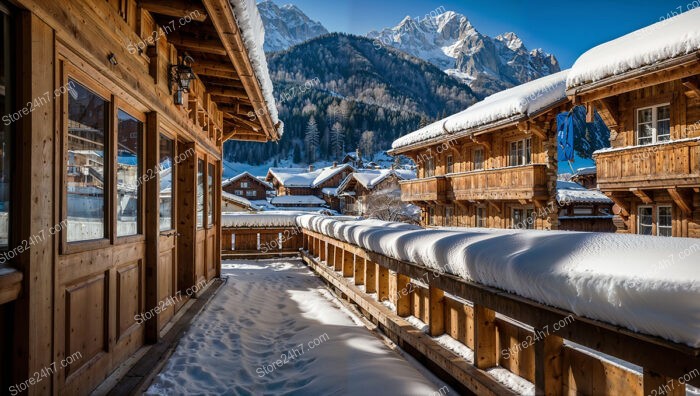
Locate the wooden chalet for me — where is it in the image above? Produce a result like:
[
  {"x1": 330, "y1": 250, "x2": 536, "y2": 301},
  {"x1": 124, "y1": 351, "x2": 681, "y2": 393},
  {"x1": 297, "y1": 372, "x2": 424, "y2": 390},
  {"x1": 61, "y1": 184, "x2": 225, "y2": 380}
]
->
[
  {"x1": 557, "y1": 181, "x2": 615, "y2": 232},
  {"x1": 389, "y1": 72, "x2": 568, "y2": 229},
  {"x1": 0, "y1": 0, "x2": 281, "y2": 394},
  {"x1": 336, "y1": 169, "x2": 415, "y2": 216},
  {"x1": 222, "y1": 171, "x2": 273, "y2": 201},
  {"x1": 265, "y1": 163, "x2": 353, "y2": 210},
  {"x1": 568, "y1": 9, "x2": 700, "y2": 238},
  {"x1": 569, "y1": 166, "x2": 598, "y2": 189},
  {"x1": 221, "y1": 191, "x2": 259, "y2": 212}
]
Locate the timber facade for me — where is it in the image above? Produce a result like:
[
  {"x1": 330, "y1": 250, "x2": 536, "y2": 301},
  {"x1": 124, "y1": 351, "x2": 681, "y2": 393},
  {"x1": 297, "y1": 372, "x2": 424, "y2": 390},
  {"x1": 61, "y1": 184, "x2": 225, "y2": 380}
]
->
[
  {"x1": 0, "y1": 0, "x2": 280, "y2": 394},
  {"x1": 222, "y1": 171, "x2": 272, "y2": 201},
  {"x1": 571, "y1": 52, "x2": 700, "y2": 238},
  {"x1": 391, "y1": 104, "x2": 563, "y2": 230}
]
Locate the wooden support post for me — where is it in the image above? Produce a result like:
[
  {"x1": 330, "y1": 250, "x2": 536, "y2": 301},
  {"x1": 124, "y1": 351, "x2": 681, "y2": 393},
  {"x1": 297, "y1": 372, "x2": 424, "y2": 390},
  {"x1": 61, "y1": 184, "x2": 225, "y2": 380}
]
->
[
  {"x1": 534, "y1": 333, "x2": 563, "y2": 396},
  {"x1": 428, "y1": 286, "x2": 445, "y2": 337},
  {"x1": 474, "y1": 304, "x2": 498, "y2": 369},
  {"x1": 377, "y1": 265, "x2": 389, "y2": 302},
  {"x1": 396, "y1": 274, "x2": 411, "y2": 317},
  {"x1": 365, "y1": 259, "x2": 377, "y2": 293},
  {"x1": 327, "y1": 244, "x2": 336, "y2": 268},
  {"x1": 342, "y1": 250, "x2": 354, "y2": 277},
  {"x1": 320, "y1": 240, "x2": 327, "y2": 262},
  {"x1": 303, "y1": 233, "x2": 308, "y2": 251},
  {"x1": 643, "y1": 369, "x2": 686, "y2": 396},
  {"x1": 354, "y1": 255, "x2": 365, "y2": 285},
  {"x1": 334, "y1": 245, "x2": 343, "y2": 271}
]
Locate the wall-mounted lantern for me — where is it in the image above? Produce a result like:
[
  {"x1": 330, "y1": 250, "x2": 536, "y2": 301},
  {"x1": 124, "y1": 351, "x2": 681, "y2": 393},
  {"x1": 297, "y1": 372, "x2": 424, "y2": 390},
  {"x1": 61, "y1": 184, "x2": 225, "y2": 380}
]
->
[{"x1": 169, "y1": 55, "x2": 196, "y2": 105}]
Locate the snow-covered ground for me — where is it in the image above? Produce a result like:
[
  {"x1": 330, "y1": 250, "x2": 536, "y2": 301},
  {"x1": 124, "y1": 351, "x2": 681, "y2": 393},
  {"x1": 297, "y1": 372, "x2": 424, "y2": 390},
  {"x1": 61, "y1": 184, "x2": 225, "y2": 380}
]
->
[{"x1": 146, "y1": 259, "x2": 448, "y2": 395}]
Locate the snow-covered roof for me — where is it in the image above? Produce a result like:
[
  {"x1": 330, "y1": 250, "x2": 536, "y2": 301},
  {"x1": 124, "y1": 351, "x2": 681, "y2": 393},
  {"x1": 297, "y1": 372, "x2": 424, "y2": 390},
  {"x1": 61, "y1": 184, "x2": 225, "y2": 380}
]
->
[
  {"x1": 228, "y1": 0, "x2": 283, "y2": 137},
  {"x1": 321, "y1": 187, "x2": 337, "y2": 196},
  {"x1": 567, "y1": 8, "x2": 700, "y2": 89},
  {"x1": 267, "y1": 165, "x2": 354, "y2": 188},
  {"x1": 270, "y1": 195, "x2": 326, "y2": 205},
  {"x1": 296, "y1": 215, "x2": 700, "y2": 347},
  {"x1": 392, "y1": 70, "x2": 569, "y2": 151},
  {"x1": 222, "y1": 171, "x2": 273, "y2": 189},
  {"x1": 573, "y1": 166, "x2": 596, "y2": 177},
  {"x1": 337, "y1": 169, "x2": 416, "y2": 193},
  {"x1": 221, "y1": 211, "x2": 303, "y2": 227},
  {"x1": 556, "y1": 181, "x2": 612, "y2": 205},
  {"x1": 222, "y1": 191, "x2": 259, "y2": 210}
]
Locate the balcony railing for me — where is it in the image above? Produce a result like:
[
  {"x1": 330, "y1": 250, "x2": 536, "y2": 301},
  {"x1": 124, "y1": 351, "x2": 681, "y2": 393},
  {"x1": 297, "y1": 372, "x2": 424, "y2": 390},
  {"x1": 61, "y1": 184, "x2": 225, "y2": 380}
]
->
[
  {"x1": 400, "y1": 176, "x2": 448, "y2": 202},
  {"x1": 596, "y1": 139, "x2": 700, "y2": 190},
  {"x1": 447, "y1": 164, "x2": 549, "y2": 201}
]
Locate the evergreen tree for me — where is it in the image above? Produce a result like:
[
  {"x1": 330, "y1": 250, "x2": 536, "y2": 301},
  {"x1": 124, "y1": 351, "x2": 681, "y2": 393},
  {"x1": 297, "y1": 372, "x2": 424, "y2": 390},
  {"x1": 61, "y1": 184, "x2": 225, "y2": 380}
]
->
[
  {"x1": 330, "y1": 122, "x2": 344, "y2": 159},
  {"x1": 304, "y1": 116, "x2": 320, "y2": 162}
]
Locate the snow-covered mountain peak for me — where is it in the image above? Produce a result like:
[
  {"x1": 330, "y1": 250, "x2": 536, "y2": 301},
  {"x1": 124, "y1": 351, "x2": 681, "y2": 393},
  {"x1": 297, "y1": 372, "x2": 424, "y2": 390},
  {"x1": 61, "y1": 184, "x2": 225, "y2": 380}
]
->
[
  {"x1": 257, "y1": 0, "x2": 329, "y2": 52},
  {"x1": 496, "y1": 32, "x2": 525, "y2": 51}
]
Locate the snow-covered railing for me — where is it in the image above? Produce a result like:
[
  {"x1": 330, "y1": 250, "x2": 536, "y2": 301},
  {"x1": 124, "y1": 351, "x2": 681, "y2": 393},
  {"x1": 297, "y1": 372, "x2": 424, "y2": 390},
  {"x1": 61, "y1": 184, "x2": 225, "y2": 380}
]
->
[
  {"x1": 296, "y1": 214, "x2": 700, "y2": 395},
  {"x1": 221, "y1": 212, "x2": 304, "y2": 255}
]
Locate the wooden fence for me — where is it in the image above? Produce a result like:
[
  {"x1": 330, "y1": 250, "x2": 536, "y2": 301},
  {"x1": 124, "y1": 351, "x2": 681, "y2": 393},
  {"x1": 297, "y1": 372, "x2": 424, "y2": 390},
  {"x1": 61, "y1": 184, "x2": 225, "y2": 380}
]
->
[
  {"x1": 221, "y1": 226, "x2": 303, "y2": 257},
  {"x1": 299, "y1": 229, "x2": 700, "y2": 396}
]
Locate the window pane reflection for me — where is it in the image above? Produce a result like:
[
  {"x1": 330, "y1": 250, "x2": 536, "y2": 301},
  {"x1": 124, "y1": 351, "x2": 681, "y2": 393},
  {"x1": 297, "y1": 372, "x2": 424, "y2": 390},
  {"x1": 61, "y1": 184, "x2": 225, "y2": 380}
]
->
[
  {"x1": 117, "y1": 110, "x2": 141, "y2": 236},
  {"x1": 66, "y1": 80, "x2": 107, "y2": 242},
  {"x1": 207, "y1": 163, "x2": 214, "y2": 226},
  {"x1": 197, "y1": 159, "x2": 204, "y2": 228},
  {"x1": 159, "y1": 135, "x2": 174, "y2": 231}
]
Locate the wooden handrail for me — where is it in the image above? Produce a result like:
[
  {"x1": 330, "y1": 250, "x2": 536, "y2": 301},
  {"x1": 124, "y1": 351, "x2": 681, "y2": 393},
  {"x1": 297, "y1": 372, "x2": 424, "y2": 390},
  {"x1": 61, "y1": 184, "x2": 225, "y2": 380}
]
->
[{"x1": 300, "y1": 229, "x2": 700, "y2": 395}]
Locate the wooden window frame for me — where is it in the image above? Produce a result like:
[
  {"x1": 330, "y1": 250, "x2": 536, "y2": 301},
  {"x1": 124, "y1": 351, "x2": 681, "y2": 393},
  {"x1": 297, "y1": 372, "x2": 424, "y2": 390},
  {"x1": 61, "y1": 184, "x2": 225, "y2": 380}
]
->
[
  {"x1": 158, "y1": 130, "x2": 177, "y2": 233},
  {"x1": 656, "y1": 205, "x2": 673, "y2": 237},
  {"x1": 113, "y1": 99, "x2": 146, "y2": 245},
  {"x1": 206, "y1": 159, "x2": 216, "y2": 229},
  {"x1": 196, "y1": 155, "x2": 205, "y2": 230},
  {"x1": 476, "y1": 207, "x2": 486, "y2": 228},
  {"x1": 636, "y1": 103, "x2": 671, "y2": 146},
  {"x1": 61, "y1": 65, "x2": 113, "y2": 254},
  {"x1": 637, "y1": 205, "x2": 654, "y2": 236},
  {"x1": 473, "y1": 147, "x2": 484, "y2": 171},
  {"x1": 446, "y1": 155, "x2": 454, "y2": 174},
  {"x1": 445, "y1": 206, "x2": 453, "y2": 226},
  {"x1": 508, "y1": 138, "x2": 532, "y2": 167}
]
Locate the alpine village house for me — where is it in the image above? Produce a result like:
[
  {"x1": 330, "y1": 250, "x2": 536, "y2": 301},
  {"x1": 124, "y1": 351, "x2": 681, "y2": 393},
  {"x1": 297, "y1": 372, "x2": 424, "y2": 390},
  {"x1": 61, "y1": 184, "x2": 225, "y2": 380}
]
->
[
  {"x1": 390, "y1": 71, "x2": 614, "y2": 231},
  {"x1": 0, "y1": 0, "x2": 283, "y2": 394},
  {"x1": 567, "y1": 13, "x2": 700, "y2": 238}
]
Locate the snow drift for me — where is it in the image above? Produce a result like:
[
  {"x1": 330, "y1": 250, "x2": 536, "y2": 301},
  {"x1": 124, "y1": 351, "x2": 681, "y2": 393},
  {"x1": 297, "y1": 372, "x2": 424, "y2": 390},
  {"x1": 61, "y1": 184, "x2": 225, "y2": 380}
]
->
[{"x1": 297, "y1": 215, "x2": 700, "y2": 348}]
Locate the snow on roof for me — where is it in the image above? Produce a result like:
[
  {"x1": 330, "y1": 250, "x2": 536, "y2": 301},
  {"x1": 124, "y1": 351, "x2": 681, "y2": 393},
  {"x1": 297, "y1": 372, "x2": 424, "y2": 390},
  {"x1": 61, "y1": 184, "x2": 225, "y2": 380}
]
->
[
  {"x1": 268, "y1": 165, "x2": 353, "y2": 188},
  {"x1": 222, "y1": 171, "x2": 273, "y2": 189},
  {"x1": 270, "y1": 195, "x2": 326, "y2": 205},
  {"x1": 221, "y1": 211, "x2": 303, "y2": 228},
  {"x1": 556, "y1": 181, "x2": 612, "y2": 205},
  {"x1": 567, "y1": 8, "x2": 700, "y2": 89},
  {"x1": 222, "y1": 191, "x2": 259, "y2": 210},
  {"x1": 573, "y1": 166, "x2": 597, "y2": 176},
  {"x1": 297, "y1": 215, "x2": 700, "y2": 347},
  {"x1": 338, "y1": 169, "x2": 417, "y2": 193},
  {"x1": 321, "y1": 187, "x2": 337, "y2": 196},
  {"x1": 228, "y1": 0, "x2": 283, "y2": 137},
  {"x1": 392, "y1": 70, "x2": 569, "y2": 150}
]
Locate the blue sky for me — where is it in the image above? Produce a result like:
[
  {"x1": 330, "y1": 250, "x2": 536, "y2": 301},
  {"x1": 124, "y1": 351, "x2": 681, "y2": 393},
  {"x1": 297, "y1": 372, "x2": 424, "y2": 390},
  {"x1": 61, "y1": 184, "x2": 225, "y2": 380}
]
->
[{"x1": 271, "y1": 0, "x2": 679, "y2": 68}]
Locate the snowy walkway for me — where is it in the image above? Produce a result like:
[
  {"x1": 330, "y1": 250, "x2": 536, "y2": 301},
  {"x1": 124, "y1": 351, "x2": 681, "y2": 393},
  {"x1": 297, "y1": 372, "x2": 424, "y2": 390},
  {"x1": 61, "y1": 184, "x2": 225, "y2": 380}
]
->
[{"x1": 146, "y1": 259, "x2": 446, "y2": 395}]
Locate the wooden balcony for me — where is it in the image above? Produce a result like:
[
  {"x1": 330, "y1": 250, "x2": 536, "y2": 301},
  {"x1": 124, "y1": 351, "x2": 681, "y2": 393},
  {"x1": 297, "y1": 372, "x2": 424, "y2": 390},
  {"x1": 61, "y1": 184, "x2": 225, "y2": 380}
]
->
[
  {"x1": 400, "y1": 176, "x2": 448, "y2": 203},
  {"x1": 596, "y1": 140, "x2": 700, "y2": 190},
  {"x1": 447, "y1": 164, "x2": 549, "y2": 201}
]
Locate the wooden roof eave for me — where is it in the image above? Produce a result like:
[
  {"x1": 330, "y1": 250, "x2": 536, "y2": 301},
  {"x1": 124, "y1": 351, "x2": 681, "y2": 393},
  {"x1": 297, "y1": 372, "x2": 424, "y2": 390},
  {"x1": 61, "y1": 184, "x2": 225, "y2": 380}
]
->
[
  {"x1": 566, "y1": 50, "x2": 700, "y2": 103},
  {"x1": 202, "y1": 0, "x2": 280, "y2": 142}
]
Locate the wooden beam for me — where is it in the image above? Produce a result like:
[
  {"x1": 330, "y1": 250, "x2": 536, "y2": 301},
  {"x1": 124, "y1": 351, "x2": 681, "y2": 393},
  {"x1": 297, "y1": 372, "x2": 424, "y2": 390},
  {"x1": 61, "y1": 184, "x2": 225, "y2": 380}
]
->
[
  {"x1": 168, "y1": 34, "x2": 227, "y2": 55},
  {"x1": 605, "y1": 193, "x2": 630, "y2": 217},
  {"x1": 682, "y1": 77, "x2": 700, "y2": 98},
  {"x1": 377, "y1": 266, "x2": 390, "y2": 302},
  {"x1": 594, "y1": 97, "x2": 620, "y2": 128},
  {"x1": 396, "y1": 274, "x2": 411, "y2": 317},
  {"x1": 474, "y1": 304, "x2": 498, "y2": 369},
  {"x1": 668, "y1": 188, "x2": 693, "y2": 215},
  {"x1": 630, "y1": 188, "x2": 653, "y2": 204},
  {"x1": 342, "y1": 249, "x2": 354, "y2": 277},
  {"x1": 518, "y1": 121, "x2": 546, "y2": 140},
  {"x1": 428, "y1": 286, "x2": 446, "y2": 337},
  {"x1": 487, "y1": 201, "x2": 501, "y2": 213},
  {"x1": 224, "y1": 112, "x2": 261, "y2": 131},
  {"x1": 534, "y1": 334, "x2": 564, "y2": 396},
  {"x1": 141, "y1": 0, "x2": 208, "y2": 21},
  {"x1": 365, "y1": 259, "x2": 377, "y2": 294},
  {"x1": 643, "y1": 369, "x2": 685, "y2": 396},
  {"x1": 354, "y1": 255, "x2": 365, "y2": 286}
]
